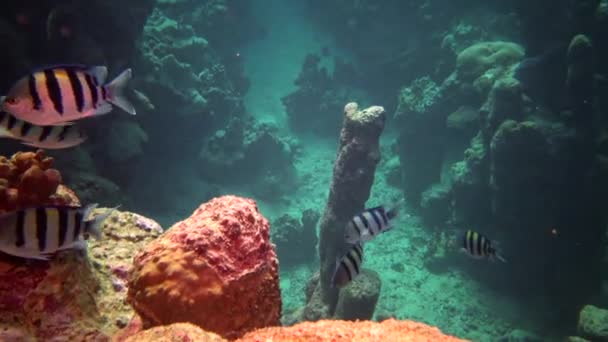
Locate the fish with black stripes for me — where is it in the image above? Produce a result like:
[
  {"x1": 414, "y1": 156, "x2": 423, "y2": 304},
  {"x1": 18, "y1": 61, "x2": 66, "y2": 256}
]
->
[
  {"x1": 331, "y1": 242, "x2": 364, "y2": 288},
  {"x1": 1, "y1": 65, "x2": 136, "y2": 126},
  {"x1": 0, "y1": 204, "x2": 116, "y2": 260},
  {"x1": 461, "y1": 230, "x2": 507, "y2": 263},
  {"x1": 0, "y1": 111, "x2": 86, "y2": 149},
  {"x1": 344, "y1": 203, "x2": 400, "y2": 244}
]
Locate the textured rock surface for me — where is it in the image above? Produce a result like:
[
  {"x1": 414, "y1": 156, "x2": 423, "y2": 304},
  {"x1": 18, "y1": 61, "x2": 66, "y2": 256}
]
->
[
  {"x1": 236, "y1": 318, "x2": 468, "y2": 342},
  {"x1": 307, "y1": 102, "x2": 385, "y2": 318},
  {"x1": 578, "y1": 305, "x2": 608, "y2": 341},
  {"x1": 0, "y1": 209, "x2": 162, "y2": 341},
  {"x1": 127, "y1": 195, "x2": 281, "y2": 339},
  {"x1": 123, "y1": 323, "x2": 226, "y2": 342},
  {"x1": 0, "y1": 150, "x2": 79, "y2": 214}
]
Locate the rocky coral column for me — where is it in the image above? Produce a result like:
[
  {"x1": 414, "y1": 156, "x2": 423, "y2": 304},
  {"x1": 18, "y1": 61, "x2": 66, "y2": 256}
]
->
[{"x1": 310, "y1": 103, "x2": 386, "y2": 316}]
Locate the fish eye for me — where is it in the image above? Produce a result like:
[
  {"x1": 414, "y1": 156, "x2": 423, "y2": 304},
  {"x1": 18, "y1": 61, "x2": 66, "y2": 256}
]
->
[{"x1": 4, "y1": 97, "x2": 17, "y2": 105}]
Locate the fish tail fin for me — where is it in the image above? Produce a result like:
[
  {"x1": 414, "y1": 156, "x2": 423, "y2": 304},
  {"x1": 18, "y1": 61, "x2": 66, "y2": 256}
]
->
[
  {"x1": 106, "y1": 69, "x2": 136, "y2": 115},
  {"x1": 84, "y1": 205, "x2": 120, "y2": 240}
]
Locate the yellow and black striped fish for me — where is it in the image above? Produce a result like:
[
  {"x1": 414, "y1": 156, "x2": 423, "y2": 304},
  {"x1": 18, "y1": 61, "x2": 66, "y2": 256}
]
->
[
  {"x1": 0, "y1": 111, "x2": 86, "y2": 149},
  {"x1": 0, "y1": 204, "x2": 115, "y2": 260},
  {"x1": 1, "y1": 65, "x2": 135, "y2": 126},
  {"x1": 462, "y1": 230, "x2": 507, "y2": 263},
  {"x1": 331, "y1": 242, "x2": 364, "y2": 288}
]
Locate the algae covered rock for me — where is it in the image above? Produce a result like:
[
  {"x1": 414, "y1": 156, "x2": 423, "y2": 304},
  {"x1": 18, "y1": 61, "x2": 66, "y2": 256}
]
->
[
  {"x1": 456, "y1": 41, "x2": 524, "y2": 83},
  {"x1": 578, "y1": 305, "x2": 608, "y2": 340},
  {"x1": 0, "y1": 209, "x2": 162, "y2": 341}
]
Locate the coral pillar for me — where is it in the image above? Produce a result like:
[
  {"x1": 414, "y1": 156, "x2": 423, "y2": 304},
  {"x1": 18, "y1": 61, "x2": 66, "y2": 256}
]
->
[
  {"x1": 313, "y1": 103, "x2": 386, "y2": 315},
  {"x1": 334, "y1": 269, "x2": 382, "y2": 320}
]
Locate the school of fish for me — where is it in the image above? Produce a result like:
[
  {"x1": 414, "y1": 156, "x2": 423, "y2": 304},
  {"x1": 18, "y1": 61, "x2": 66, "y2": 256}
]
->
[{"x1": 332, "y1": 201, "x2": 507, "y2": 288}]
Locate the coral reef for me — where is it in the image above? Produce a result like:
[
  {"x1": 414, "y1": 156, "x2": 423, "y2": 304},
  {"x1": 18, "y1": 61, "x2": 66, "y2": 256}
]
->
[
  {"x1": 334, "y1": 269, "x2": 381, "y2": 321},
  {"x1": 304, "y1": 102, "x2": 385, "y2": 319},
  {"x1": 578, "y1": 305, "x2": 608, "y2": 341},
  {"x1": 0, "y1": 209, "x2": 162, "y2": 341},
  {"x1": 122, "y1": 323, "x2": 226, "y2": 342},
  {"x1": 282, "y1": 54, "x2": 365, "y2": 137},
  {"x1": 0, "y1": 150, "x2": 79, "y2": 213},
  {"x1": 236, "y1": 318, "x2": 467, "y2": 342},
  {"x1": 271, "y1": 209, "x2": 319, "y2": 267},
  {"x1": 199, "y1": 118, "x2": 298, "y2": 202},
  {"x1": 127, "y1": 195, "x2": 281, "y2": 340}
]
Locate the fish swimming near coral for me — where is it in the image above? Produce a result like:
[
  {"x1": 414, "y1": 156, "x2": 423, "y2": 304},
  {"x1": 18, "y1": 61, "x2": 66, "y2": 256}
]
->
[
  {"x1": 1, "y1": 65, "x2": 136, "y2": 126},
  {"x1": 0, "y1": 204, "x2": 115, "y2": 260},
  {"x1": 344, "y1": 203, "x2": 400, "y2": 244},
  {"x1": 0, "y1": 111, "x2": 86, "y2": 149},
  {"x1": 461, "y1": 230, "x2": 506, "y2": 263},
  {"x1": 331, "y1": 242, "x2": 364, "y2": 288}
]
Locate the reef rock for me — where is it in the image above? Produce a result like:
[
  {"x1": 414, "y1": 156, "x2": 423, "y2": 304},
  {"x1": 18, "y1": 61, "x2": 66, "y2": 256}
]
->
[
  {"x1": 122, "y1": 323, "x2": 226, "y2": 342},
  {"x1": 0, "y1": 150, "x2": 79, "y2": 214},
  {"x1": 0, "y1": 209, "x2": 162, "y2": 341},
  {"x1": 271, "y1": 209, "x2": 319, "y2": 267},
  {"x1": 236, "y1": 318, "x2": 467, "y2": 342},
  {"x1": 127, "y1": 195, "x2": 281, "y2": 340},
  {"x1": 578, "y1": 305, "x2": 608, "y2": 341}
]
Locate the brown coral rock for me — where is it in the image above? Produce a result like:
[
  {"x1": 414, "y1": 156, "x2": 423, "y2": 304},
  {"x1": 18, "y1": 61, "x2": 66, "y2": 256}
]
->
[
  {"x1": 236, "y1": 319, "x2": 468, "y2": 342},
  {"x1": 128, "y1": 195, "x2": 281, "y2": 340},
  {"x1": 123, "y1": 323, "x2": 227, "y2": 342}
]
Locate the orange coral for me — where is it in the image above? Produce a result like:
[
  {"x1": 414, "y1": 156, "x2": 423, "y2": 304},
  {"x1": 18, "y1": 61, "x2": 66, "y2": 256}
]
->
[
  {"x1": 122, "y1": 323, "x2": 227, "y2": 342},
  {"x1": 0, "y1": 149, "x2": 79, "y2": 213},
  {"x1": 236, "y1": 319, "x2": 469, "y2": 342}
]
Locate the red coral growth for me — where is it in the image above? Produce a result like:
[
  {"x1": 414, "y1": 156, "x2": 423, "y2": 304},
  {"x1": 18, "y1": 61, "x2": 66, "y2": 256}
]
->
[
  {"x1": 128, "y1": 195, "x2": 281, "y2": 340},
  {"x1": 0, "y1": 149, "x2": 79, "y2": 213},
  {"x1": 236, "y1": 319, "x2": 469, "y2": 342}
]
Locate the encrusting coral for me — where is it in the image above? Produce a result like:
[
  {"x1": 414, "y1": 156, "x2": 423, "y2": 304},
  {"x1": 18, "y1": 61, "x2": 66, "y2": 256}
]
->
[{"x1": 0, "y1": 149, "x2": 79, "y2": 213}]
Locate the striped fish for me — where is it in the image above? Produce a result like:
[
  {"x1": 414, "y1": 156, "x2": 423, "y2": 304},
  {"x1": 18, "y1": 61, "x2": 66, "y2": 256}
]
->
[
  {"x1": 331, "y1": 242, "x2": 364, "y2": 288},
  {"x1": 344, "y1": 205, "x2": 399, "y2": 244},
  {"x1": 461, "y1": 230, "x2": 507, "y2": 263},
  {"x1": 2, "y1": 65, "x2": 135, "y2": 126},
  {"x1": 0, "y1": 204, "x2": 115, "y2": 260},
  {"x1": 0, "y1": 111, "x2": 86, "y2": 149}
]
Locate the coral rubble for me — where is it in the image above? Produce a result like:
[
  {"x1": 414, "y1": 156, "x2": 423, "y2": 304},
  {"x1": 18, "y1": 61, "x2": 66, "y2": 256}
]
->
[{"x1": 127, "y1": 195, "x2": 281, "y2": 340}]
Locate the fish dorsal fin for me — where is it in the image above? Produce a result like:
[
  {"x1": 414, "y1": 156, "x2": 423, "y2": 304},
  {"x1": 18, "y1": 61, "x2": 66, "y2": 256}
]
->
[{"x1": 87, "y1": 66, "x2": 108, "y2": 84}]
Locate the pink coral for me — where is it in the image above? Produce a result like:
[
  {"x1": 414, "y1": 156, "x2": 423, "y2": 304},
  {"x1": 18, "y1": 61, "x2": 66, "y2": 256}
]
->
[
  {"x1": 127, "y1": 195, "x2": 281, "y2": 340},
  {"x1": 236, "y1": 318, "x2": 469, "y2": 342}
]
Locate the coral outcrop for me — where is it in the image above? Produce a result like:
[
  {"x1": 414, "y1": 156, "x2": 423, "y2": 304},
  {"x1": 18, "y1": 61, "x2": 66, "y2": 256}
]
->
[
  {"x1": 127, "y1": 195, "x2": 281, "y2": 340},
  {"x1": 303, "y1": 103, "x2": 385, "y2": 320},
  {"x1": 578, "y1": 305, "x2": 608, "y2": 341},
  {"x1": 236, "y1": 318, "x2": 467, "y2": 342},
  {"x1": 199, "y1": 118, "x2": 298, "y2": 202},
  {"x1": 271, "y1": 209, "x2": 320, "y2": 267},
  {"x1": 122, "y1": 323, "x2": 226, "y2": 342},
  {"x1": 0, "y1": 150, "x2": 79, "y2": 213},
  {"x1": 0, "y1": 209, "x2": 162, "y2": 341}
]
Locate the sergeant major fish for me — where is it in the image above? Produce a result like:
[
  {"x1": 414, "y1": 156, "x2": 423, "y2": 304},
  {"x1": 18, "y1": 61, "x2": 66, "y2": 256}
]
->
[
  {"x1": 0, "y1": 111, "x2": 86, "y2": 149},
  {"x1": 2, "y1": 65, "x2": 136, "y2": 126},
  {"x1": 344, "y1": 204, "x2": 400, "y2": 244},
  {"x1": 462, "y1": 230, "x2": 507, "y2": 263},
  {"x1": 331, "y1": 242, "x2": 364, "y2": 288},
  {"x1": 0, "y1": 204, "x2": 115, "y2": 260}
]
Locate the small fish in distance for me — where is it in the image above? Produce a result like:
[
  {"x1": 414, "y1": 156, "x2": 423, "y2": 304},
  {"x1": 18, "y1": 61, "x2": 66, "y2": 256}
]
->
[
  {"x1": 0, "y1": 111, "x2": 86, "y2": 149},
  {"x1": 344, "y1": 203, "x2": 401, "y2": 244},
  {"x1": 461, "y1": 230, "x2": 506, "y2": 263},
  {"x1": 0, "y1": 204, "x2": 116, "y2": 260},
  {"x1": 2, "y1": 65, "x2": 135, "y2": 126},
  {"x1": 331, "y1": 242, "x2": 364, "y2": 288}
]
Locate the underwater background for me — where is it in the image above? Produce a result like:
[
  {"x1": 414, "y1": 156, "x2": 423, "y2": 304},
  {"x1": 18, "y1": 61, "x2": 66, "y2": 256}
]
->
[{"x1": 0, "y1": 0, "x2": 607, "y2": 341}]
